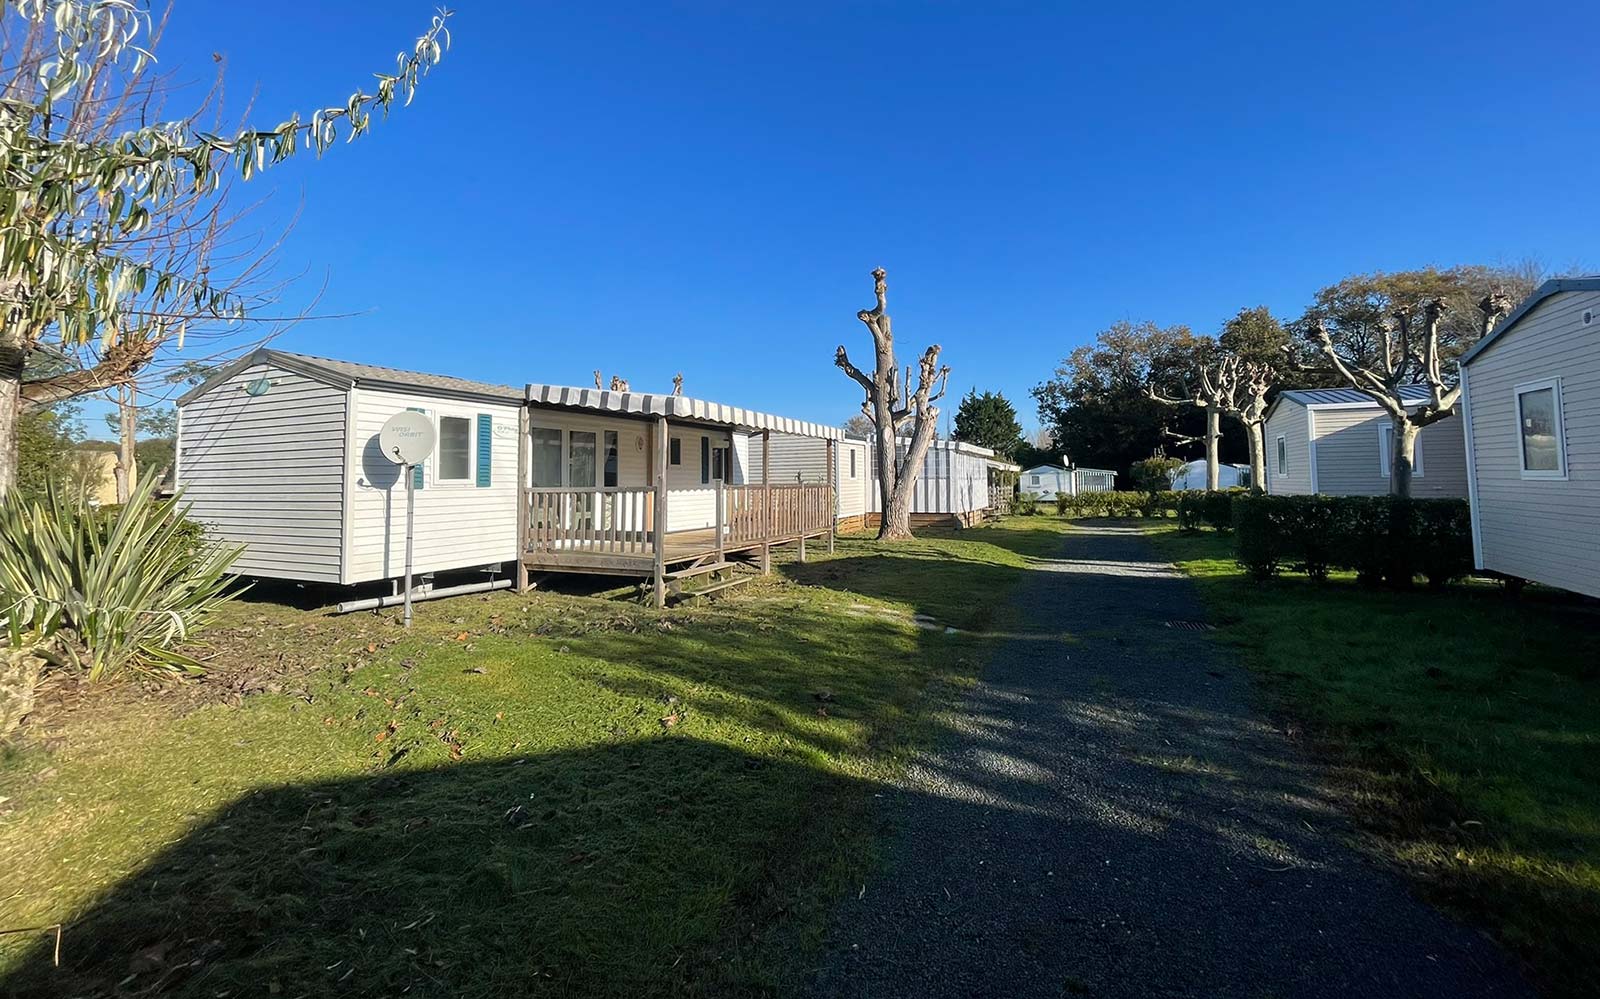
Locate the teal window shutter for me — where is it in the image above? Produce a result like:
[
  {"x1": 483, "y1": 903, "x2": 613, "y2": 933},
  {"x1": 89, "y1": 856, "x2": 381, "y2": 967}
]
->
[
  {"x1": 476, "y1": 414, "x2": 492, "y2": 487},
  {"x1": 406, "y1": 407, "x2": 426, "y2": 488}
]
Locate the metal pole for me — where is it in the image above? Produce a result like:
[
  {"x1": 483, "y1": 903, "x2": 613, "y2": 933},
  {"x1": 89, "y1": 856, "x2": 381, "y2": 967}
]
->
[{"x1": 403, "y1": 463, "x2": 416, "y2": 628}]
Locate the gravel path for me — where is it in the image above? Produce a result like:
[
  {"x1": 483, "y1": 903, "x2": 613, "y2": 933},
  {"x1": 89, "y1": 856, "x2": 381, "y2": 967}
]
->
[{"x1": 808, "y1": 523, "x2": 1531, "y2": 999}]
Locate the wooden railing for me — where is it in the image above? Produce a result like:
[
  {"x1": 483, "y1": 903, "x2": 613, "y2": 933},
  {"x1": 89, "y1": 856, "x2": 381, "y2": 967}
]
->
[
  {"x1": 523, "y1": 482, "x2": 834, "y2": 557},
  {"x1": 725, "y1": 483, "x2": 834, "y2": 546},
  {"x1": 525, "y1": 486, "x2": 655, "y2": 555}
]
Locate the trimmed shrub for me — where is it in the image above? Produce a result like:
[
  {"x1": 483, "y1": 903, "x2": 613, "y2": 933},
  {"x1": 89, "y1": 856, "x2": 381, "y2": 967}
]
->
[
  {"x1": 1131, "y1": 456, "x2": 1185, "y2": 493},
  {"x1": 1014, "y1": 492, "x2": 1040, "y2": 516},
  {"x1": 1230, "y1": 493, "x2": 1472, "y2": 587},
  {"x1": 1176, "y1": 489, "x2": 1243, "y2": 533}
]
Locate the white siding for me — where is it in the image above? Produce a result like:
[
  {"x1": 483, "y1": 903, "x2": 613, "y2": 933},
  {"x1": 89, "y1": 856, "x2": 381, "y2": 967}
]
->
[
  {"x1": 1313, "y1": 407, "x2": 1467, "y2": 498},
  {"x1": 344, "y1": 388, "x2": 521, "y2": 584},
  {"x1": 1021, "y1": 466, "x2": 1072, "y2": 500},
  {"x1": 1466, "y1": 289, "x2": 1600, "y2": 597},
  {"x1": 746, "y1": 433, "x2": 869, "y2": 519},
  {"x1": 177, "y1": 362, "x2": 347, "y2": 583},
  {"x1": 868, "y1": 443, "x2": 992, "y2": 515},
  {"x1": 666, "y1": 427, "x2": 733, "y2": 531},
  {"x1": 1265, "y1": 399, "x2": 1313, "y2": 495}
]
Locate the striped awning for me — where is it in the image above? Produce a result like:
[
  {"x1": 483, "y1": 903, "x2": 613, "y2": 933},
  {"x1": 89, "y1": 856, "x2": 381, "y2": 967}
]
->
[{"x1": 524, "y1": 384, "x2": 845, "y2": 440}]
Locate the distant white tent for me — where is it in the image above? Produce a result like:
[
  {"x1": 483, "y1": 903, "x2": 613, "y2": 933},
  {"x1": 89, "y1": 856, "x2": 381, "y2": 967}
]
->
[{"x1": 1169, "y1": 459, "x2": 1250, "y2": 491}]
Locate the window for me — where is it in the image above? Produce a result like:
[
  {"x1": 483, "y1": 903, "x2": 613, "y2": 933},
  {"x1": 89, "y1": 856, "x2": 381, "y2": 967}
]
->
[
  {"x1": 438, "y1": 416, "x2": 472, "y2": 482},
  {"x1": 604, "y1": 431, "x2": 618, "y2": 488},
  {"x1": 700, "y1": 436, "x2": 711, "y2": 484},
  {"x1": 1030, "y1": 474, "x2": 1041, "y2": 486},
  {"x1": 849, "y1": 450, "x2": 857, "y2": 478},
  {"x1": 1275, "y1": 435, "x2": 1287, "y2": 477},
  {"x1": 569, "y1": 431, "x2": 597, "y2": 488},
  {"x1": 1516, "y1": 379, "x2": 1567, "y2": 479},
  {"x1": 669, "y1": 438, "x2": 681, "y2": 466},
  {"x1": 711, "y1": 445, "x2": 730, "y2": 481},
  {"x1": 1378, "y1": 424, "x2": 1424, "y2": 477},
  {"x1": 531, "y1": 427, "x2": 562, "y2": 487}
]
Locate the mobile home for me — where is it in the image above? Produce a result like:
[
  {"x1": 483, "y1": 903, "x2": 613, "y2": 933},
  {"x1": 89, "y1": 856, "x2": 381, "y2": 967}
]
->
[
  {"x1": 1020, "y1": 464, "x2": 1072, "y2": 501},
  {"x1": 864, "y1": 439, "x2": 1018, "y2": 528},
  {"x1": 178, "y1": 350, "x2": 843, "y2": 605},
  {"x1": 1262, "y1": 387, "x2": 1467, "y2": 498},
  {"x1": 1460, "y1": 277, "x2": 1600, "y2": 597}
]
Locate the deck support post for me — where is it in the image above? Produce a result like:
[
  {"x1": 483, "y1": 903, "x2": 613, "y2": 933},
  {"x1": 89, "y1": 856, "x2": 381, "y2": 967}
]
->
[
  {"x1": 825, "y1": 437, "x2": 836, "y2": 554},
  {"x1": 715, "y1": 478, "x2": 725, "y2": 564},
  {"x1": 515, "y1": 404, "x2": 531, "y2": 593},
  {"x1": 760, "y1": 428, "x2": 772, "y2": 574},
  {"x1": 653, "y1": 415, "x2": 668, "y2": 608}
]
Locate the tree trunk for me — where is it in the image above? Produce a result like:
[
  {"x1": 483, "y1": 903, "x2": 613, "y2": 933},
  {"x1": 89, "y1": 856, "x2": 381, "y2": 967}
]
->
[
  {"x1": 0, "y1": 335, "x2": 22, "y2": 499},
  {"x1": 1390, "y1": 417, "x2": 1418, "y2": 498},
  {"x1": 1204, "y1": 407, "x2": 1220, "y2": 492},
  {"x1": 880, "y1": 414, "x2": 939, "y2": 540},
  {"x1": 1245, "y1": 420, "x2": 1266, "y2": 490},
  {"x1": 115, "y1": 383, "x2": 138, "y2": 504}
]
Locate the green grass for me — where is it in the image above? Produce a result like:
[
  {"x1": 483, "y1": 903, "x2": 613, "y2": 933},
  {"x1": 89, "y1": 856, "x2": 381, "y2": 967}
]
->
[
  {"x1": 0, "y1": 518, "x2": 1072, "y2": 998},
  {"x1": 1150, "y1": 525, "x2": 1600, "y2": 999}
]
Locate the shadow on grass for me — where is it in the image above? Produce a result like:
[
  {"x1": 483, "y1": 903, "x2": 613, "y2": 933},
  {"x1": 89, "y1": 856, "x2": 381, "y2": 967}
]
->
[{"x1": 0, "y1": 740, "x2": 873, "y2": 998}]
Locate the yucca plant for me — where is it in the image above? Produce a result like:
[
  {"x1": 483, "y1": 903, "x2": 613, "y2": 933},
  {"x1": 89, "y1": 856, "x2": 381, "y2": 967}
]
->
[{"x1": 0, "y1": 474, "x2": 243, "y2": 683}]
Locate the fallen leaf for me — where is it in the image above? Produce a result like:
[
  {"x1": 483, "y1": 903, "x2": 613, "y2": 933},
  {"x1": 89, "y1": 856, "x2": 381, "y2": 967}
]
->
[
  {"x1": 660, "y1": 713, "x2": 681, "y2": 729},
  {"x1": 455, "y1": 631, "x2": 470, "y2": 642}
]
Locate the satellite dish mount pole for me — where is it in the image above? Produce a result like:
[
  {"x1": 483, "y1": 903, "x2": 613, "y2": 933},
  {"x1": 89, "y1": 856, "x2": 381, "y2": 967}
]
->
[{"x1": 403, "y1": 460, "x2": 416, "y2": 629}]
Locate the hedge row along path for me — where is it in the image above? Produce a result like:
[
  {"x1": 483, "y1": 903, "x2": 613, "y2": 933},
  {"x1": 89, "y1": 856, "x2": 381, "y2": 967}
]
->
[{"x1": 807, "y1": 522, "x2": 1529, "y2": 998}]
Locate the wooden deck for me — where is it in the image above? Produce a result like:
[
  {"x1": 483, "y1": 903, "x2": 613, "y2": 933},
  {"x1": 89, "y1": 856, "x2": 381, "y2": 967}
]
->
[{"x1": 519, "y1": 483, "x2": 836, "y2": 580}]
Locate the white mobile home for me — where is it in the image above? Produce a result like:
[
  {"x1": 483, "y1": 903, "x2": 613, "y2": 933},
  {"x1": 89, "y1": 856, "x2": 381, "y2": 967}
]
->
[
  {"x1": 1460, "y1": 277, "x2": 1600, "y2": 597},
  {"x1": 179, "y1": 350, "x2": 843, "y2": 603},
  {"x1": 1021, "y1": 464, "x2": 1072, "y2": 501},
  {"x1": 177, "y1": 350, "x2": 524, "y2": 585},
  {"x1": 1169, "y1": 459, "x2": 1250, "y2": 491},
  {"x1": 865, "y1": 439, "x2": 1019, "y2": 528},
  {"x1": 1262, "y1": 387, "x2": 1468, "y2": 499}
]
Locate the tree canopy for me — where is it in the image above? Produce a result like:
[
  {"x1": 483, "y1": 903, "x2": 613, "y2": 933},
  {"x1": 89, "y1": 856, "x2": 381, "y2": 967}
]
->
[
  {"x1": 1033, "y1": 320, "x2": 1243, "y2": 476},
  {"x1": 1290, "y1": 265, "x2": 1540, "y2": 380},
  {"x1": 0, "y1": 1, "x2": 452, "y2": 492},
  {"x1": 952, "y1": 389, "x2": 1023, "y2": 458}
]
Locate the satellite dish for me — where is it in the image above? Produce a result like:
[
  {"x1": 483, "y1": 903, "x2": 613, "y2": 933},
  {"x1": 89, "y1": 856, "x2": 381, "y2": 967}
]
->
[{"x1": 379, "y1": 411, "x2": 435, "y2": 466}]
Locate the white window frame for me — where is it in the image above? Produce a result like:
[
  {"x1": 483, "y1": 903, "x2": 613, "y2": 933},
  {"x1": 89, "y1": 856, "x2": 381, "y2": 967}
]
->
[
  {"x1": 1275, "y1": 435, "x2": 1288, "y2": 477},
  {"x1": 1514, "y1": 377, "x2": 1568, "y2": 480},
  {"x1": 1377, "y1": 424, "x2": 1423, "y2": 478},
  {"x1": 434, "y1": 410, "x2": 476, "y2": 485}
]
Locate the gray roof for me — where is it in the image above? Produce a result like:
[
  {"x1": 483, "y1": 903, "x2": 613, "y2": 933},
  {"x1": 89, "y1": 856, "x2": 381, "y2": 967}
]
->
[
  {"x1": 179, "y1": 348, "x2": 523, "y2": 405},
  {"x1": 1460, "y1": 276, "x2": 1600, "y2": 366},
  {"x1": 1277, "y1": 385, "x2": 1436, "y2": 408}
]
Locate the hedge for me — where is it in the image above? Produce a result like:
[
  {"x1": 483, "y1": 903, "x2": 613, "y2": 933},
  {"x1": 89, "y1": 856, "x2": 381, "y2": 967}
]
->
[
  {"x1": 1055, "y1": 490, "x2": 1182, "y2": 519},
  {"x1": 1176, "y1": 489, "x2": 1245, "y2": 533},
  {"x1": 1231, "y1": 494, "x2": 1472, "y2": 588}
]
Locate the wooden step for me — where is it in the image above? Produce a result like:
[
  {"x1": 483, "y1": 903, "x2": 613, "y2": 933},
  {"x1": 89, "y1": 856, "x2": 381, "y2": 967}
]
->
[
  {"x1": 672, "y1": 575, "x2": 753, "y2": 602},
  {"x1": 665, "y1": 561, "x2": 732, "y2": 581}
]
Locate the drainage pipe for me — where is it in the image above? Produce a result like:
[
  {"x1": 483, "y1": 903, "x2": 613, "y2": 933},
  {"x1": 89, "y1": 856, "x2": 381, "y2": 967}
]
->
[{"x1": 334, "y1": 578, "x2": 511, "y2": 615}]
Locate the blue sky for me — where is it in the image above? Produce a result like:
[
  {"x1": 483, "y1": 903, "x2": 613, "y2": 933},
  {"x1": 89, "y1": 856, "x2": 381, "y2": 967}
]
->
[{"x1": 114, "y1": 1, "x2": 1599, "y2": 435}]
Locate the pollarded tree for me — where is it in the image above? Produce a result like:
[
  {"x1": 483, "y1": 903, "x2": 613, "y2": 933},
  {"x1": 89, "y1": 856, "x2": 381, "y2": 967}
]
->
[
  {"x1": 1312, "y1": 294, "x2": 1511, "y2": 496},
  {"x1": 1147, "y1": 335, "x2": 1227, "y2": 491},
  {"x1": 1294, "y1": 266, "x2": 1539, "y2": 496},
  {"x1": 0, "y1": 1, "x2": 452, "y2": 495},
  {"x1": 835, "y1": 267, "x2": 950, "y2": 540},
  {"x1": 1212, "y1": 353, "x2": 1275, "y2": 488},
  {"x1": 952, "y1": 389, "x2": 1023, "y2": 458}
]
